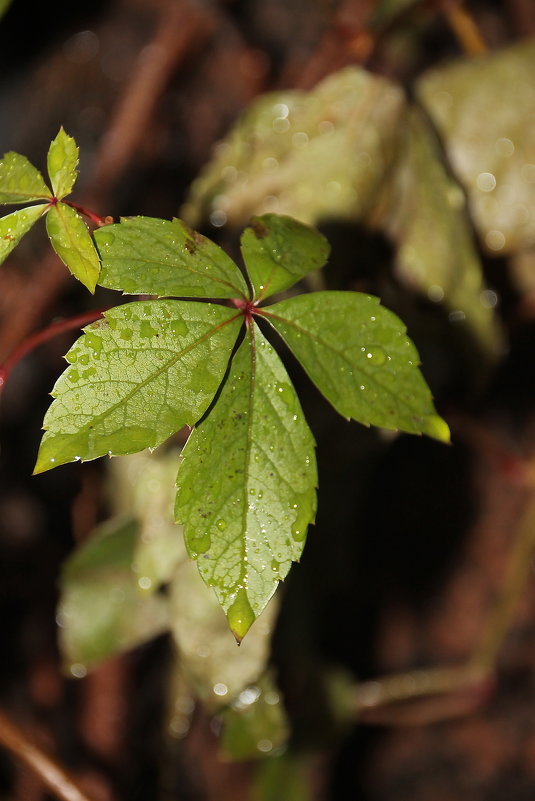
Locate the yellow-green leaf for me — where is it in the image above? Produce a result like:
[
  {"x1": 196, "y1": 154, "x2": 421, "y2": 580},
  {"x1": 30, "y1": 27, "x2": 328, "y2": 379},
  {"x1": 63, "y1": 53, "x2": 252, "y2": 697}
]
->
[
  {"x1": 0, "y1": 151, "x2": 51, "y2": 204},
  {"x1": 0, "y1": 204, "x2": 48, "y2": 265},
  {"x1": 47, "y1": 128, "x2": 79, "y2": 200},
  {"x1": 46, "y1": 202, "x2": 100, "y2": 292}
]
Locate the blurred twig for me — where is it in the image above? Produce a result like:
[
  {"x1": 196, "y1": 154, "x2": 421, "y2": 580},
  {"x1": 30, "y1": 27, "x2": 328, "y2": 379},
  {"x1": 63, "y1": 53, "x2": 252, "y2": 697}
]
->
[
  {"x1": 441, "y1": 0, "x2": 488, "y2": 56},
  {"x1": 0, "y1": 710, "x2": 96, "y2": 801}
]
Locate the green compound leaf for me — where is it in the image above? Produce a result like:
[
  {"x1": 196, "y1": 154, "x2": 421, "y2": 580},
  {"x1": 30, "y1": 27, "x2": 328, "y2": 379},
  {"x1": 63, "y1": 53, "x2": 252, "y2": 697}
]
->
[
  {"x1": 0, "y1": 204, "x2": 48, "y2": 265},
  {"x1": 95, "y1": 216, "x2": 249, "y2": 299},
  {"x1": 241, "y1": 214, "x2": 330, "y2": 302},
  {"x1": 47, "y1": 128, "x2": 79, "y2": 200},
  {"x1": 263, "y1": 292, "x2": 449, "y2": 442},
  {"x1": 175, "y1": 321, "x2": 317, "y2": 642},
  {"x1": 46, "y1": 202, "x2": 101, "y2": 292},
  {"x1": 34, "y1": 300, "x2": 242, "y2": 474},
  {"x1": 0, "y1": 152, "x2": 51, "y2": 204}
]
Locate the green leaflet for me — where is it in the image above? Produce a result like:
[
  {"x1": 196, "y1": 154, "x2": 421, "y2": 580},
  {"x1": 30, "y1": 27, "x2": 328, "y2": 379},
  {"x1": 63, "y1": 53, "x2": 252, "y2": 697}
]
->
[
  {"x1": 46, "y1": 202, "x2": 101, "y2": 292},
  {"x1": 95, "y1": 216, "x2": 249, "y2": 299},
  {"x1": 34, "y1": 300, "x2": 242, "y2": 474},
  {"x1": 175, "y1": 322, "x2": 317, "y2": 642},
  {"x1": 0, "y1": 204, "x2": 48, "y2": 265},
  {"x1": 241, "y1": 214, "x2": 330, "y2": 302},
  {"x1": 58, "y1": 517, "x2": 170, "y2": 671},
  {"x1": 47, "y1": 128, "x2": 79, "y2": 200},
  {"x1": 0, "y1": 151, "x2": 51, "y2": 204},
  {"x1": 263, "y1": 292, "x2": 450, "y2": 442}
]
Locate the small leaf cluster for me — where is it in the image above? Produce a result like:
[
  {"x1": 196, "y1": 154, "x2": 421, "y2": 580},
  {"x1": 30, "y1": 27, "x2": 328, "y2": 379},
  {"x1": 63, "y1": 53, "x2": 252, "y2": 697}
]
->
[
  {"x1": 0, "y1": 128, "x2": 100, "y2": 291},
  {"x1": 1, "y1": 132, "x2": 449, "y2": 640}
]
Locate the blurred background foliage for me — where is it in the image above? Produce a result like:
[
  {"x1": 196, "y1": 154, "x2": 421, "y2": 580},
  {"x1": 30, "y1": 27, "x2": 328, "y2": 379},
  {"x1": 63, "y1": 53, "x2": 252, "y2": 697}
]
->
[{"x1": 2, "y1": 1, "x2": 535, "y2": 800}]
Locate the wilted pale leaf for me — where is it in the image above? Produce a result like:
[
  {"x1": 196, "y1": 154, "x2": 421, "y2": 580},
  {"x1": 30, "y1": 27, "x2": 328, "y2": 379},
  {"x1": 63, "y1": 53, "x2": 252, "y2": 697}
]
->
[
  {"x1": 264, "y1": 291, "x2": 450, "y2": 441},
  {"x1": 175, "y1": 323, "x2": 317, "y2": 641},
  {"x1": 95, "y1": 216, "x2": 249, "y2": 299},
  {"x1": 241, "y1": 214, "x2": 330, "y2": 302},
  {"x1": 374, "y1": 107, "x2": 502, "y2": 354},
  {"x1": 417, "y1": 38, "x2": 535, "y2": 254},
  {"x1": 47, "y1": 128, "x2": 79, "y2": 200},
  {"x1": 0, "y1": 152, "x2": 51, "y2": 204},
  {"x1": 220, "y1": 672, "x2": 289, "y2": 760},
  {"x1": 183, "y1": 67, "x2": 404, "y2": 228},
  {"x1": 109, "y1": 450, "x2": 186, "y2": 590},
  {"x1": 34, "y1": 300, "x2": 242, "y2": 473},
  {"x1": 46, "y1": 202, "x2": 100, "y2": 292},
  {"x1": 58, "y1": 517, "x2": 170, "y2": 671},
  {"x1": 169, "y1": 560, "x2": 279, "y2": 708},
  {"x1": 0, "y1": 204, "x2": 48, "y2": 265}
]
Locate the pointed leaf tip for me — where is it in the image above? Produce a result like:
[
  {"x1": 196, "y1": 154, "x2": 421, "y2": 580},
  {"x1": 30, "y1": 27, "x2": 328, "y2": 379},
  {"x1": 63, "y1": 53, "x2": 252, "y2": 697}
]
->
[
  {"x1": 47, "y1": 128, "x2": 79, "y2": 200},
  {"x1": 424, "y1": 414, "x2": 450, "y2": 444},
  {"x1": 228, "y1": 587, "x2": 256, "y2": 643}
]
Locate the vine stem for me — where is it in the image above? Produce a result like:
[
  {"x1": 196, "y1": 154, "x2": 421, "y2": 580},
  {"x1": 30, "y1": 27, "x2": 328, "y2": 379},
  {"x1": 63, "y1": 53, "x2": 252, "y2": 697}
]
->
[
  {"x1": 0, "y1": 308, "x2": 109, "y2": 391},
  {"x1": 0, "y1": 710, "x2": 96, "y2": 801},
  {"x1": 441, "y1": 0, "x2": 488, "y2": 56}
]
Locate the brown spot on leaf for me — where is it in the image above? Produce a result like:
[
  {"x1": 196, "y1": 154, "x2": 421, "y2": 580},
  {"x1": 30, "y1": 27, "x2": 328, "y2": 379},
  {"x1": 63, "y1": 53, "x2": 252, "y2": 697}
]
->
[{"x1": 250, "y1": 218, "x2": 268, "y2": 239}]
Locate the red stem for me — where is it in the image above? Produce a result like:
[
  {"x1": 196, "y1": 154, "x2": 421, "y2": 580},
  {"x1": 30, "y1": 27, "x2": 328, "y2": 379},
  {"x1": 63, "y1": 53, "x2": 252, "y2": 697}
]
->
[
  {"x1": 62, "y1": 201, "x2": 113, "y2": 228},
  {"x1": 0, "y1": 309, "x2": 110, "y2": 391}
]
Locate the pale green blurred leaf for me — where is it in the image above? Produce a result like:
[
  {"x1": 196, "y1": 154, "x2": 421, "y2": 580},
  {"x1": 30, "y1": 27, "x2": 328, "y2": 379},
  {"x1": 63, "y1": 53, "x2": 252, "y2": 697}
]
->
[
  {"x1": 169, "y1": 557, "x2": 279, "y2": 708},
  {"x1": 241, "y1": 214, "x2": 329, "y2": 302},
  {"x1": 95, "y1": 216, "x2": 249, "y2": 299},
  {"x1": 417, "y1": 38, "x2": 535, "y2": 254},
  {"x1": 374, "y1": 107, "x2": 502, "y2": 354},
  {"x1": 0, "y1": 152, "x2": 51, "y2": 204},
  {"x1": 46, "y1": 202, "x2": 100, "y2": 292},
  {"x1": 220, "y1": 672, "x2": 289, "y2": 760},
  {"x1": 252, "y1": 754, "x2": 310, "y2": 801},
  {"x1": 108, "y1": 450, "x2": 186, "y2": 590},
  {"x1": 58, "y1": 517, "x2": 169, "y2": 671},
  {"x1": 265, "y1": 292, "x2": 449, "y2": 441},
  {"x1": 47, "y1": 128, "x2": 79, "y2": 200},
  {"x1": 175, "y1": 323, "x2": 317, "y2": 641},
  {"x1": 183, "y1": 67, "x2": 404, "y2": 228},
  {"x1": 0, "y1": 204, "x2": 47, "y2": 265},
  {"x1": 34, "y1": 300, "x2": 242, "y2": 473}
]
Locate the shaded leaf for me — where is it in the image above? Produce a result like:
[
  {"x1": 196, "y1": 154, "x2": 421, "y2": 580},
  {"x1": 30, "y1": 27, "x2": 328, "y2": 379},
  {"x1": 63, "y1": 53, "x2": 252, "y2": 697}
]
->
[
  {"x1": 252, "y1": 753, "x2": 310, "y2": 801},
  {"x1": 263, "y1": 292, "x2": 449, "y2": 441},
  {"x1": 95, "y1": 216, "x2": 249, "y2": 299},
  {"x1": 58, "y1": 517, "x2": 169, "y2": 671},
  {"x1": 417, "y1": 38, "x2": 535, "y2": 254},
  {"x1": 183, "y1": 67, "x2": 404, "y2": 228},
  {"x1": 169, "y1": 559, "x2": 279, "y2": 708},
  {"x1": 47, "y1": 128, "x2": 79, "y2": 200},
  {"x1": 46, "y1": 202, "x2": 100, "y2": 292},
  {"x1": 241, "y1": 214, "x2": 330, "y2": 302},
  {"x1": 34, "y1": 300, "x2": 242, "y2": 473},
  {"x1": 374, "y1": 107, "x2": 502, "y2": 354},
  {"x1": 175, "y1": 322, "x2": 317, "y2": 641},
  {"x1": 220, "y1": 672, "x2": 289, "y2": 760},
  {"x1": 0, "y1": 204, "x2": 48, "y2": 265},
  {"x1": 0, "y1": 152, "x2": 51, "y2": 204}
]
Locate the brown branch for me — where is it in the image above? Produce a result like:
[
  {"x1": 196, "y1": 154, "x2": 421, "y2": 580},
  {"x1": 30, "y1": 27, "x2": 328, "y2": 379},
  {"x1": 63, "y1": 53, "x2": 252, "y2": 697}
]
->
[
  {"x1": 0, "y1": 710, "x2": 96, "y2": 801},
  {"x1": 441, "y1": 0, "x2": 488, "y2": 56}
]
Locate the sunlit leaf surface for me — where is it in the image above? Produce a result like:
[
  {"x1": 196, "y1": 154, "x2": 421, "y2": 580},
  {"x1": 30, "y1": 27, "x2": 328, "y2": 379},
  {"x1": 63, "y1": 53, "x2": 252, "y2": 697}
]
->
[
  {"x1": 46, "y1": 202, "x2": 101, "y2": 292},
  {"x1": 183, "y1": 67, "x2": 404, "y2": 227},
  {"x1": 264, "y1": 292, "x2": 449, "y2": 441},
  {"x1": 175, "y1": 323, "x2": 317, "y2": 641},
  {"x1": 47, "y1": 128, "x2": 79, "y2": 200},
  {"x1": 418, "y1": 38, "x2": 535, "y2": 254},
  {"x1": 35, "y1": 300, "x2": 242, "y2": 473},
  {"x1": 0, "y1": 204, "x2": 48, "y2": 265},
  {"x1": 95, "y1": 216, "x2": 249, "y2": 299},
  {"x1": 0, "y1": 152, "x2": 51, "y2": 204}
]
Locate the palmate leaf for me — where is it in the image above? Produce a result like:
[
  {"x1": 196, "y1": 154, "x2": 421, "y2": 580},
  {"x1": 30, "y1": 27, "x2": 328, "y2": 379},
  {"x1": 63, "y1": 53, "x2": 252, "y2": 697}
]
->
[
  {"x1": 175, "y1": 322, "x2": 317, "y2": 642},
  {"x1": 0, "y1": 204, "x2": 48, "y2": 265},
  {"x1": 241, "y1": 214, "x2": 330, "y2": 302},
  {"x1": 94, "y1": 216, "x2": 249, "y2": 299},
  {"x1": 263, "y1": 292, "x2": 449, "y2": 441},
  {"x1": 34, "y1": 300, "x2": 242, "y2": 474},
  {"x1": 0, "y1": 151, "x2": 51, "y2": 204},
  {"x1": 47, "y1": 127, "x2": 79, "y2": 200},
  {"x1": 46, "y1": 202, "x2": 101, "y2": 292}
]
